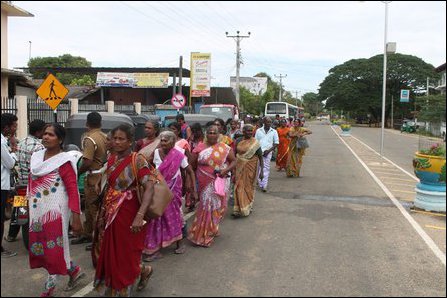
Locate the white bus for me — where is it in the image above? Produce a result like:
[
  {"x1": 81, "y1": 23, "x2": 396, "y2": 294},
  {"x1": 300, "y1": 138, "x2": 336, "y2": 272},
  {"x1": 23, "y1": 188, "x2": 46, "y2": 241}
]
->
[{"x1": 264, "y1": 101, "x2": 304, "y2": 119}]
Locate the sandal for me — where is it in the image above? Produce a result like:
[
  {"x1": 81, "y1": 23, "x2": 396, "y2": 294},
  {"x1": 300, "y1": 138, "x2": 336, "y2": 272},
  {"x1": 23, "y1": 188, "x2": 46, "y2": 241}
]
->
[
  {"x1": 143, "y1": 252, "x2": 163, "y2": 262},
  {"x1": 137, "y1": 266, "x2": 153, "y2": 291}
]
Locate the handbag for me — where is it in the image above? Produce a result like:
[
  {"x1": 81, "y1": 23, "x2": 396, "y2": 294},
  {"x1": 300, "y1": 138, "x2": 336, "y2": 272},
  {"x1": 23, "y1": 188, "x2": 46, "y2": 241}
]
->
[
  {"x1": 296, "y1": 137, "x2": 309, "y2": 149},
  {"x1": 131, "y1": 153, "x2": 173, "y2": 220}
]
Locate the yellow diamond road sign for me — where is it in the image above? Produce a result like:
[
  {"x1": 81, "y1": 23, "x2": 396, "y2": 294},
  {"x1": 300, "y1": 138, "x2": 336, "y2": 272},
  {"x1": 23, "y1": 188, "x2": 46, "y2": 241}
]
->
[{"x1": 36, "y1": 73, "x2": 69, "y2": 110}]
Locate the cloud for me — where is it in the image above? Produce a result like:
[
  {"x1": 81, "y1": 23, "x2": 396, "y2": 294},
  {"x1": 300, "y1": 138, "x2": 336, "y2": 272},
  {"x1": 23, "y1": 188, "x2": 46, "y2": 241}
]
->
[{"x1": 8, "y1": 1, "x2": 446, "y2": 93}]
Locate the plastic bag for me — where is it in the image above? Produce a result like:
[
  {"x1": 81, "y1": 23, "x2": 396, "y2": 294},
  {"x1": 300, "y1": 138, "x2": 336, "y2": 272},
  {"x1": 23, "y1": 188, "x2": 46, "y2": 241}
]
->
[{"x1": 214, "y1": 176, "x2": 226, "y2": 197}]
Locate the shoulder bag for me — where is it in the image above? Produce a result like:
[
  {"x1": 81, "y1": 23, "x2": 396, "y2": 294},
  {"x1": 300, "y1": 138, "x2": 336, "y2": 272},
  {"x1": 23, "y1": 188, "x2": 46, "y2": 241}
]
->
[{"x1": 131, "y1": 153, "x2": 173, "y2": 220}]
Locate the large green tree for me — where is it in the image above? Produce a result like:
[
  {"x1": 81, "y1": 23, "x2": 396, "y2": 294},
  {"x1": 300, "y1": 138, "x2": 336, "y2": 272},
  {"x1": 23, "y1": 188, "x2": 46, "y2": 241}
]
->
[
  {"x1": 319, "y1": 54, "x2": 438, "y2": 125},
  {"x1": 28, "y1": 54, "x2": 95, "y2": 86},
  {"x1": 302, "y1": 92, "x2": 322, "y2": 116}
]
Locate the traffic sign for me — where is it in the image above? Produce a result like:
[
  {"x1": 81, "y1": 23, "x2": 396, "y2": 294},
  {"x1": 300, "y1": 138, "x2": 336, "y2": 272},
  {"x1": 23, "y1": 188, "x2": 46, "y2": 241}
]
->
[
  {"x1": 171, "y1": 93, "x2": 186, "y2": 109},
  {"x1": 36, "y1": 73, "x2": 69, "y2": 110}
]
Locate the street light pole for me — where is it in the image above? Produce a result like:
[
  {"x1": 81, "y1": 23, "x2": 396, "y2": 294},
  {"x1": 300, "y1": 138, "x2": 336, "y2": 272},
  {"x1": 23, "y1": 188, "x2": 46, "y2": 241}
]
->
[
  {"x1": 28, "y1": 41, "x2": 32, "y2": 61},
  {"x1": 380, "y1": 1, "x2": 391, "y2": 158}
]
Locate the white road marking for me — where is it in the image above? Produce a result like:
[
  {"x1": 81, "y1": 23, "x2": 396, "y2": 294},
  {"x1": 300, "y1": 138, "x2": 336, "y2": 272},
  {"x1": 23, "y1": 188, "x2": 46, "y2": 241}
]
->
[
  {"x1": 332, "y1": 126, "x2": 446, "y2": 267},
  {"x1": 349, "y1": 134, "x2": 419, "y2": 181}
]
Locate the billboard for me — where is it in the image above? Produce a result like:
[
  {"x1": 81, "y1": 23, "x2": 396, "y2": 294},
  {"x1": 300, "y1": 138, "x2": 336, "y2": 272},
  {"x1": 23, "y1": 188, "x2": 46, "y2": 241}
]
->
[
  {"x1": 96, "y1": 72, "x2": 169, "y2": 88},
  {"x1": 134, "y1": 73, "x2": 169, "y2": 88},
  {"x1": 230, "y1": 76, "x2": 268, "y2": 95},
  {"x1": 190, "y1": 53, "x2": 211, "y2": 97}
]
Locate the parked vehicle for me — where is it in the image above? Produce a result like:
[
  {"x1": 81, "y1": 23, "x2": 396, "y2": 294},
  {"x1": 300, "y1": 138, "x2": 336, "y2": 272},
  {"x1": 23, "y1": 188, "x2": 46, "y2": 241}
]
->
[
  {"x1": 199, "y1": 104, "x2": 239, "y2": 122},
  {"x1": 163, "y1": 114, "x2": 216, "y2": 129},
  {"x1": 401, "y1": 119, "x2": 417, "y2": 133},
  {"x1": 64, "y1": 112, "x2": 134, "y2": 148}
]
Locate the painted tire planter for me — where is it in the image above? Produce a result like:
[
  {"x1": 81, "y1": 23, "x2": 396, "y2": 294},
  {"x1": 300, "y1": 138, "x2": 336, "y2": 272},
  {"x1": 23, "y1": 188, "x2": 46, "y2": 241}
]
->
[
  {"x1": 340, "y1": 124, "x2": 351, "y2": 136},
  {"x1": 412, "y1": 152, "x2": 446, "y2": 212}
]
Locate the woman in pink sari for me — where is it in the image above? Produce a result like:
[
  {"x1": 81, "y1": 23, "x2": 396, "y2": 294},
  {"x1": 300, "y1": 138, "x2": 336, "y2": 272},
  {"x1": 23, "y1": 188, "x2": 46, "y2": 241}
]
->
[
  {"x1": 188, "y1": 125, "x2": 237, "y2": 247},
  {"x1": 143, "y1": 131, "x2": 197, "y2": 261}
]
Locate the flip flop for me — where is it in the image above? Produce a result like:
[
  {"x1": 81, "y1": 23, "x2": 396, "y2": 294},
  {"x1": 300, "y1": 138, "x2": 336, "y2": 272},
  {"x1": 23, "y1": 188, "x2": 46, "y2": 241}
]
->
[{"x1": 137, "y1": 266, "x2": 154, "y2": 291}]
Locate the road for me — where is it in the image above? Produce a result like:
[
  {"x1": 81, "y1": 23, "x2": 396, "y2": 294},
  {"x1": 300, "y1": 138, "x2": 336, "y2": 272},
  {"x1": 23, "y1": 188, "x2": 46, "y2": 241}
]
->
[{"x1": 1, "y1": 121, "x2": 445, "y2": 297}]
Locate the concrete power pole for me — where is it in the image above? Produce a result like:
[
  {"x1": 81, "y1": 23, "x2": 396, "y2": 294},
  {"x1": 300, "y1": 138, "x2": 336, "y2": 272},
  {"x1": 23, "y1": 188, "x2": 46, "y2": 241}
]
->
[
  {"x1": 275, "y1": 74, "x2": 287, "y2": 102},
  {"x1": 226, "y1": 31, "x2": 251, "y2": 107}
]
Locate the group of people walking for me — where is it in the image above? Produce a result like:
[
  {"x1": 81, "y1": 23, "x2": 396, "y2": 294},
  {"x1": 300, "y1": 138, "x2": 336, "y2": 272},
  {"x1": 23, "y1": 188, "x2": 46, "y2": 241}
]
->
[{"x1": 1, "y1": 111, "x2": 311, "y2": 297}]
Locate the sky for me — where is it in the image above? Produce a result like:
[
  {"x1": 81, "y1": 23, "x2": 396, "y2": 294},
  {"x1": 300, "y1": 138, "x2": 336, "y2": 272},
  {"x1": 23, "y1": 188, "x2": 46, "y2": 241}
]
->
[{"x1": 7, "y1": 1, "x2": 447, "y2": 98}]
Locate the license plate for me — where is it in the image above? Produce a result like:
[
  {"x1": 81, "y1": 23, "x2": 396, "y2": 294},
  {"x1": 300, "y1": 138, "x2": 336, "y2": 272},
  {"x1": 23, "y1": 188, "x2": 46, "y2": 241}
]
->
[{"x1": 13, "y1": 196, "x2": 27, "y2": 207}]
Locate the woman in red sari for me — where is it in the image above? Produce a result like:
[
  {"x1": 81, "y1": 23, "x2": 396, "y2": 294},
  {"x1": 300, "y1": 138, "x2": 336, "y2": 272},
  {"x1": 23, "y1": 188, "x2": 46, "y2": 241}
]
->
[
  {"x1": 188, "y1": 125, "x2": 237, "y2": 247},
  {"x1": 94, "y1": 124, "x2": 156, "y2": 296},
  {"x1": 276, "y1": 119, "x2": 290, "y2": 171}
]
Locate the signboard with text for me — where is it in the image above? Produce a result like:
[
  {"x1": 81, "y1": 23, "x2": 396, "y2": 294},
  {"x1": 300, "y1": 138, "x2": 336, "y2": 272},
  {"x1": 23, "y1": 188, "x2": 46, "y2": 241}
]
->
[
  {"x1": 190, "y1": 52, "x2": 211, "y2": 97},
  {"x1": 134, "y1": 73, "x2": 169, "y2": 88}
]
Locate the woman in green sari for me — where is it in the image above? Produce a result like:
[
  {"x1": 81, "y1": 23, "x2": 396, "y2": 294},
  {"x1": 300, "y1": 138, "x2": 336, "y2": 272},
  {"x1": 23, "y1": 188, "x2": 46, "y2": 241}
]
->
[
  {"x1": 233, "y1": 124, "x2": 264, "y2": 217},
  {"x1": 286, "y1": 119, "x2": 312, "y2": 178}
]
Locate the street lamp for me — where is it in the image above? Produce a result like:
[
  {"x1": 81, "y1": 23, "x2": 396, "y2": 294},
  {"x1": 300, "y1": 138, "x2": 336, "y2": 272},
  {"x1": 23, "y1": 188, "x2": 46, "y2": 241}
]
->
[
  {"x1": 380, "y1": 1, "x2": 394, "y2": 158},
  {"x1": 28, "y1": 41, "x2": 32, "y2": 61}
]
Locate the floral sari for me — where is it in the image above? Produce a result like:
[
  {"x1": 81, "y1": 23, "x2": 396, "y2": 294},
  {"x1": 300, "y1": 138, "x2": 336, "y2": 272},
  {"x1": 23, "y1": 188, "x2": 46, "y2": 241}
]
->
[
  {"x1": 233, "y1": 138, "x2": 261, "y2": 217},
  {"x1": 276, "y1": 127, "x2": 290, "y2": 170},
  {"x1": 28, "y1": 150, "x2": 80, "y2": 275},
  {"x1": 286, "y1": 127, "x2": 309, "y2": 178},
  {"x1": 94, "y1": 153, "x2": 155, "y2": 297},
  {"x1": 188, "y1": 142, "x2": 230, "y2": 247},
  {"x1": 143, "y1": 148, "x2": 185, "y2": 254}
]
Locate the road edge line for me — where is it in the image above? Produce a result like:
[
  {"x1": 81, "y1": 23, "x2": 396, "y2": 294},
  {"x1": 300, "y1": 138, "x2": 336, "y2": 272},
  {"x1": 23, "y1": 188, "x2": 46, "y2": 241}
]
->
[
  {"x1": 349, "y1": 133, "x2": 418, "y2": 181},
  {"x1": 71, "y1": 281, "x2": 94, "y2": 297},
  {"x1": 331, "y1": 126, "x2": 446, "y2": 267}
]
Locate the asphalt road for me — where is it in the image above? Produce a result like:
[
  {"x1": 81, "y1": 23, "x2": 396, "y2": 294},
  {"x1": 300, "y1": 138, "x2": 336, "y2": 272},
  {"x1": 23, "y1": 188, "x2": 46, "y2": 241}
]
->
[{"x1": 1, "y1": 121, "x2": 445, "y2": 297}]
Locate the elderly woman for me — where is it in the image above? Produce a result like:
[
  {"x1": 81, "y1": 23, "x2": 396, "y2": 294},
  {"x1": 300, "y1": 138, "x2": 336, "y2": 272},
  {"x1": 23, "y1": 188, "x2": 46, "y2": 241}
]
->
[
  {"x1": 28, "y1": 123, "x2": 85, "y2": 296},
  {"x1": 136, "y1": 120, "x2": 161, "y2": 161},
  {"x1": 94, "y1": 124, "x2": 156, "y2": 296},
  {"x1": 188, "y1": 125, "x2": 237, "y2": 247},
  {"x1": 143, "y1": 131, "x2": 197, "y2": 261},
  {"x1": 286, "y1": 119, "x2": 312, "y2": 178},
  {"x1": 233, "y1": 124, "x2": 264, "y2": 217}
]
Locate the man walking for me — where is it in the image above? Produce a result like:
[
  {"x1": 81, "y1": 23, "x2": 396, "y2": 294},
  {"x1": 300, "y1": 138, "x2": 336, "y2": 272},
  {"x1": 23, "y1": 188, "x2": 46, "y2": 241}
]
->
[
  {"x1": 5, "y1": 119, "x2": 46, "y2": 244},
  {"x1": 1, "y1": 113, "x2": 18, "y2": 257},
  {"x1": 255, "y1": 117, "x2": 279, "y2": 192},
  {"x1": 71, "y1": 112, "x2": 107, "y2": 250}
]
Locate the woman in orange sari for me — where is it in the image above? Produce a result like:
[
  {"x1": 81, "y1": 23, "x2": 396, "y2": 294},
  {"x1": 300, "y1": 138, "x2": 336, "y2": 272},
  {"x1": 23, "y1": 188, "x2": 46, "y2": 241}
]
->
[
  {"x1": 188, "y1": 125, "x2": 237, "y2": 247},
  {"x1": 276, "y1": 119, "x2": 290, "y2": 171},
  {"x1": 286, "y1": 119, "x2": 312, "y2": 178},
  {"x1": 233, "y1": 124, "x2": 264, "y2": 217}
]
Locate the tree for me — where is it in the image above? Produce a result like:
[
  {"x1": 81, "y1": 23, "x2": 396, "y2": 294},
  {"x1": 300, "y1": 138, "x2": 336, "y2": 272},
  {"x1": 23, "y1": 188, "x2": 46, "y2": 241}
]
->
[
  {"x1": 416, "y1": 94, "x2": 446, "y2": 124},
  {"x1": 28, "y1": 54, "x2": 95, "y2": 86},
  {"x1": 301, "y1": 92, "x2": 321, "y2": 116},
  {"x1": 318, "y1": 54, "x2": 438, "y2": 125}
]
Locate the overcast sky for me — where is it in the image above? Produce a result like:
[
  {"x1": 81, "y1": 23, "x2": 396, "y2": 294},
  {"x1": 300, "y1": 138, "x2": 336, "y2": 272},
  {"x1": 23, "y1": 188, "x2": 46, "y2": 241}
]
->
[{"x1": 8, "y1": 1, "x2": 446, "y2": 96}]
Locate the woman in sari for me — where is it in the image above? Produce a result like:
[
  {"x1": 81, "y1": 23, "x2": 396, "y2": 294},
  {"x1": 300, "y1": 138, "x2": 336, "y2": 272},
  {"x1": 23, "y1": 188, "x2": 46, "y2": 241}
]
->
[
  {"x1": 233, "y1": 124, "x2": 264, "y2": 217},
  {"x1": 188, "y1": 125, "x2": 237, "y2": 247},
  {"x1": 214, "y1": 118, "x2": 233, "y2": 147},
  {"x1": 94, "y1": 124, "x2": 155, "y2": 296},
  {"x1": 143, "y1": 131, "x2": 197, "y2": 261},
  {"x1": 286, "y1": 119, "x2": 312, "y2": 178},
  {"x1": 276, "y1": 119, "x2": 290, "y2": 171},
  {"x1": 136, "y1": 120, "x2": 161, "y2": 161},
  {"x1": 28, "y1": 124, "x2": 85, "y2": 297}
]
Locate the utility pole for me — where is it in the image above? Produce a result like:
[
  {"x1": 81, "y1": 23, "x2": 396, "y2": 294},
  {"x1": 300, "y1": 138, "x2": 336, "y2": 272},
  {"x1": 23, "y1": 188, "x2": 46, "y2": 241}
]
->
[
  {"x1": 275, "y1": 74, "x2": 287, "y2": 102},
  {"x1": 226, "y1": 31, "x2": 251, "y2": 107},
  {"x1": 179, "y1": 56, "x2": 183, "y2": 96},
  {"x1": 28, "y1": 41, "x2": 32, "y2": 61}
]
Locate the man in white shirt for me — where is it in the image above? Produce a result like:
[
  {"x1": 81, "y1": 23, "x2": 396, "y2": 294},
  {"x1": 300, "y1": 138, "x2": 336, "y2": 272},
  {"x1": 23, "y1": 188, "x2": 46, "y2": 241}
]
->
[
  {"x1": 255, "y1": 117, "x2": 279, "y2": 192},
  {"x1": 1, "y1": 113, "x2": 18, "y2": 258}
]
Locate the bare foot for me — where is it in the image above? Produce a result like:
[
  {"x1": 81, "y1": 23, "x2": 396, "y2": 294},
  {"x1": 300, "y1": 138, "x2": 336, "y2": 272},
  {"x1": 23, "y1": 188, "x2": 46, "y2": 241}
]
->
[{"x1": 143, "y1": 252, "x2": 163, "y2": 262}]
